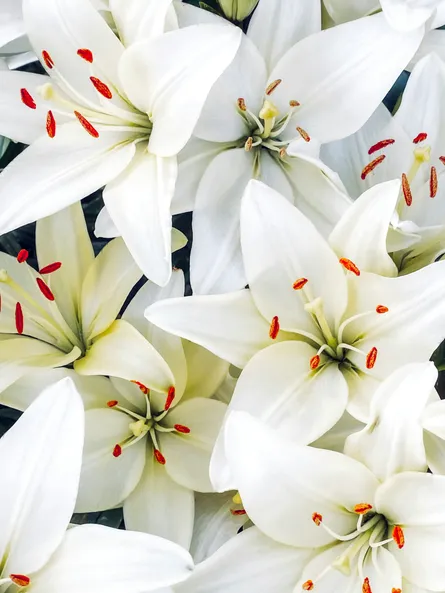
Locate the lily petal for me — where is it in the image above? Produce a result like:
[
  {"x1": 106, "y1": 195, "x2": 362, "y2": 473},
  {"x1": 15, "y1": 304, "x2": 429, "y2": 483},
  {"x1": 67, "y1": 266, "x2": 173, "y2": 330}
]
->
[
  {"x1": 119, "y1": 24, "x2": 242, "y2": 157},
  {"x1": 0, "y1": 377, "x2": 84, "y2": 576},
  {"x1": 0, "y1": 123, "x2": 136, "y2": 235}
]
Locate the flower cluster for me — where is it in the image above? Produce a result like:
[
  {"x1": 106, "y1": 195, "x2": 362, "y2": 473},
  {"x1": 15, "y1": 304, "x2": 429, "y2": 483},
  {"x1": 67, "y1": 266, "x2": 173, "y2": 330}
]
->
[{"x1": 0, "y1": 1, "x2": 445, "y2": 593}]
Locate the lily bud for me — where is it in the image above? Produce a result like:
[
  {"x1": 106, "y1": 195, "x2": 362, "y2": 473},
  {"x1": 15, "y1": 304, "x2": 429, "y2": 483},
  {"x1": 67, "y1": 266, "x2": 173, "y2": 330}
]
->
[{"x1": 217, "y1": 0, "x2": 259, "y2": 21}]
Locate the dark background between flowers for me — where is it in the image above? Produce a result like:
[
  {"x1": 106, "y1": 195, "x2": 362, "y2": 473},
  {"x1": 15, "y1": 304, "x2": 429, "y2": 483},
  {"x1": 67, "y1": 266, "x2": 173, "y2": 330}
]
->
[{"x1": 0, "y1": 1, "x2": 439, "y2": 528}]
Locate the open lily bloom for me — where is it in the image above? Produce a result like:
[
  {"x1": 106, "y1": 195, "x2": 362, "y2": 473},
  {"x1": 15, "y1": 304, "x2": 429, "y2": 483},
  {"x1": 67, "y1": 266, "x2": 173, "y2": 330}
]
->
[
  {"x1": 72, "y1": 269, "x2": 229, "y2": 548},
  {"x1": 0, "y1": 377, "x2": 194, "y2": 593},
  {"x1": 177, "y1": 411, "x2": 445, "y2": 593},
  {"x1": 345, "y1": 362, "x2": 445, "y2": 477},
  {"x1": 323, "y1": 0, "x2": 445, "y2": 31},
  {"x1": 322, "y1": 54, "x2": 445, "y2": 274},
  {"x1": 0, "y1": 0, "x2": 241, "y2": 285},
  {"x1": 180, "y1": 0, "x2": 424, "y2": 294},
  {"x1": 146, "y1": 179, "x2": 445, "y2": 457},
  {"x1": 0, "y1": 201, "x2": 185, "y2": 394}
]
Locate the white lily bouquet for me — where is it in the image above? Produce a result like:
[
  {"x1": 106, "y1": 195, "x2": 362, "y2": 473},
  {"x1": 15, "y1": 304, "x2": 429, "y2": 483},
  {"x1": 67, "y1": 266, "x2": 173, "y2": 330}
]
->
[{"x1": 0, "y1": 0, "x2": 445, "y2": 592}]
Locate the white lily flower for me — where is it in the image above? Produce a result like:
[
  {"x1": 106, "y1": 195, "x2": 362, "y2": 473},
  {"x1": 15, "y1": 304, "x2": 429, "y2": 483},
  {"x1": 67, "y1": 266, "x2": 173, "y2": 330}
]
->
[
  {"x1": 345, "y1": 361, "x2": 445, "y2": 478},
  {"x1": 178, "y1": 411, "x2": 445, "y2": 593},
  {"x1": 146, "y1": 179, "x2": 445, "y2": 466},
  {"x1": 324, "y1": 0, "x2": 445, "y2": 31},
  {"x1": 0, "y1": 0, "x2": 241, "y2": 285},
  {"x1": 3, "y1": 269, "x2": 229, "y2": 548},
  {"x1": 0, "y1": 201, "x2": 185, "y2": 396},
  {"x1": 177, "y1": 0, "x2": 424, "y2": 294},
  {"x1": 0, "y1": 0, "x2": 34, "y2": 68},
  {"x1": 0, "y1": 376, "x2": 194, "y2": 593},
  {"x1": 323, "y1": 54, "x2": 445, "y2": 275}
]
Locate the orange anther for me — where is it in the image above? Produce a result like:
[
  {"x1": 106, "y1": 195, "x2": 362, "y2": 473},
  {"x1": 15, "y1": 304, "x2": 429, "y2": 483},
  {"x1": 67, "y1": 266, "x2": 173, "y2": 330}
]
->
[
  {"x1": 310, "y1": 355, "x2": 320, "y2": 370},
  {"x1": 413, "y1": 132, "x2": 427, "y2": 144},
  {"x1": 90, "y1": 76, "x2": 113, "y2": 99},
  {"x1": 15, "y1": 302, "x2": 24, "y2": 335},
  {"x1": 312, "y1": 512, "x2": 322, "y2": 526},
  {"x1": 42, "y1": 50, "x2": 54, "y2": 69},
  {"x1": 376, "y1": 305, "x2": 389, "y2": 314},
  {"x1": 339, "y1": 258, "x2": 360, "y2": 276},
  {"x1": 401, "y1": 173, "x2": 412, "y2": 206},
  {"x1": 74, "y1": 111, "x2": 99, "y2": 138},
  {"x1": 366, "y1": 347, "x2": 378, "y2": 370},
  {"x1": 237, "y1": 98, "x2": 247, "y2": 111},
  {"x1": 174, "y1": 424, "x2": 191, "y2": 434},
  {"x1": 430, "y1": 166, "x2": 438, "y2": 198},
  {"x1": 302, "y1": 581, "x2": 314, "y2": 591},
  {"x1": 107, "y1": 400, "x2": 118, "y2": 408},
  {"x1": 354, "y1": 503, "x2": 373, "y2": 514},
  {"x1": 368, "y1": 139, "x2": 395, "y2": 155},
  {"x1": 392, "y1": 525, "x2": 405, "y2": 549},
  {"x1": 289, "y1": 100, "x2": 300, "y2": 107},
  {"x1": 77, "y1": 48, "x2": 93, "y2": 63},
  {"x1": 16, "y1": 249, "x2": 29, "y2": 263},
  {"x1": 296, "y1": 127, "x2": 310, "y2": 142},
  {"x1": 10, "y1": 575, "x2": 30, "y2": 587},
  {"x1": 361, "y1": 155, "x2": 385, "y2": 180},
  {"x1": 293, "y1": 277, "x2": 308, "y2": 290},
  {"x1": 363, "y1": 577, "x2": 372, "y2": 593},
  {"x1": 154, "y1": 449, "x2": 166, "y2": 465},
  {"x1": 46, "y1": 110, "x2": 56, "y2": 138},
  {"x1": 392, "y1": 589, "x2": 401, "y2": 593},
  {"x1": 36, "y1": 278, "x2": 55, "y2": 301},
  {"x1": 20, "y1": 88, "x2": 36, "y2": 110},
  {"x1": 131, "y1": 381, "x2": 149, "y2": 395},
  {"x1": 269, "y1": 316, "x2": 280, "y2": 340},
  {"x1": 265, "y1": 79, "x2": 282, "y2": 95},
  {"x1": 230, "y1": 509, "x2": 247, "y2": 516},
  {"x1": 165, "y1": 386, "x2": 176, "y2": 411}
]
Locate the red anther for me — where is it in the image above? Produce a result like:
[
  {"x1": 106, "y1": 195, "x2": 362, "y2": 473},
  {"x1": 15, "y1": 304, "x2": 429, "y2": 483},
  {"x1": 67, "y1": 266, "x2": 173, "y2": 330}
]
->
[
  {"x1": 354, "y1": 503, "x2": 373, "y2": 514},
  {"x1": 230, "y1": 509, "x2": 247, "y2": 516},
  {"x1": 77, "y1": 48, "x2": 93, "y2": 63},
  {"x1": 361, "y1": 155, "x2": 386, "y2": 180},
  {"x1": 339, "y1": 258, "x2": 360, "y2": 276},
  {"x1": 74, "y1": 111, "x2": 99, "y2": 138},
  {"x1": 363, "y1": 577, "x2": 372, "y2": 593},
  {"x1": 413, "y1": 132, "x2": 428, "y2": 144},
  {"x1": 376, "y1": 305, "x2": 389, "y2": 314},
  {"x1": 366, "y1": 347, "x2": 378, "y2": 370},
  {"x1": 269, "y1": 316, "x2": 280, "y2": 340},
  {"x1": 310, "y1": 355, "x2": 320, "y2": 370},
  {"x1": 174, "y1": 424, "x2": 191, "y2": 434},
  {"x1": 15, "y1": 302, "x2": 24, "y2": 334},
  {"x1": 154, "y1": 449, "x2": 166, "y2": 465},
  {"x1": 293, "y1": 277, "x2": 308, "y2": 290},
  {"x1": 20, "y1": 88, "x2": 36, "y2": 110},
  {"x1": 440, "y1": 156, "x2": 445, "y2": 166},
  {"x1": 165, "y1": 386, "x2": 176, "y2": 411},
  {"x1": 296, "y1": 127, "x2": 310, "y2": 142},
  {"x1": 90, "y1": 76, "x2": 113, "y2": 99},
  {"x1": 36, "y1": 278, "x2": 55, "y2": 301},
  {"x1": 430, "y1": 166, "x2": 438, "y2": 198},
  {"x1": 107, "y1": 400, "x2": 118, "y2": 408},
  {"x1": 42, "y1": 50, "x2": 54, "y2": 69},
  {"x1": 312, "y1": 512, "x2": 322, "y2": 526},
  {"x1": 368, "y1": 139, "x2": 395, "y2": 155},
  {"x1": 265, "y1": 79, "x2": 282, "y2": 95},
  {"x1": 113, "y1": 444, "x2": 122, "y2": 458},
  {"x1": 46, "y1": 110, "x2": 56, "y2": 138},
  {"x1": 302, "y1": 581, "x2": 314, "y2": 591},
  {"x1": 16, "y1": 249, "x2": 29, "y2": 263},
  {"x1": 401, "y1": 173, "x2": 412, "y2": 206},
  {"x1": 10, "y1": 575, "x2": 30, "y2": 587},
  {"x1": 39, "y1": 262, "x2": 62, "y2": 274},
  {"x1": 392, "y1": 525, "x2": 405, "y2": 549},
  {"x1": 237, "y1": 98, "x2": 247, "y2": 111},
  {"x1": 131, "y1": 380, "x2": 150, "y2": 395}
]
